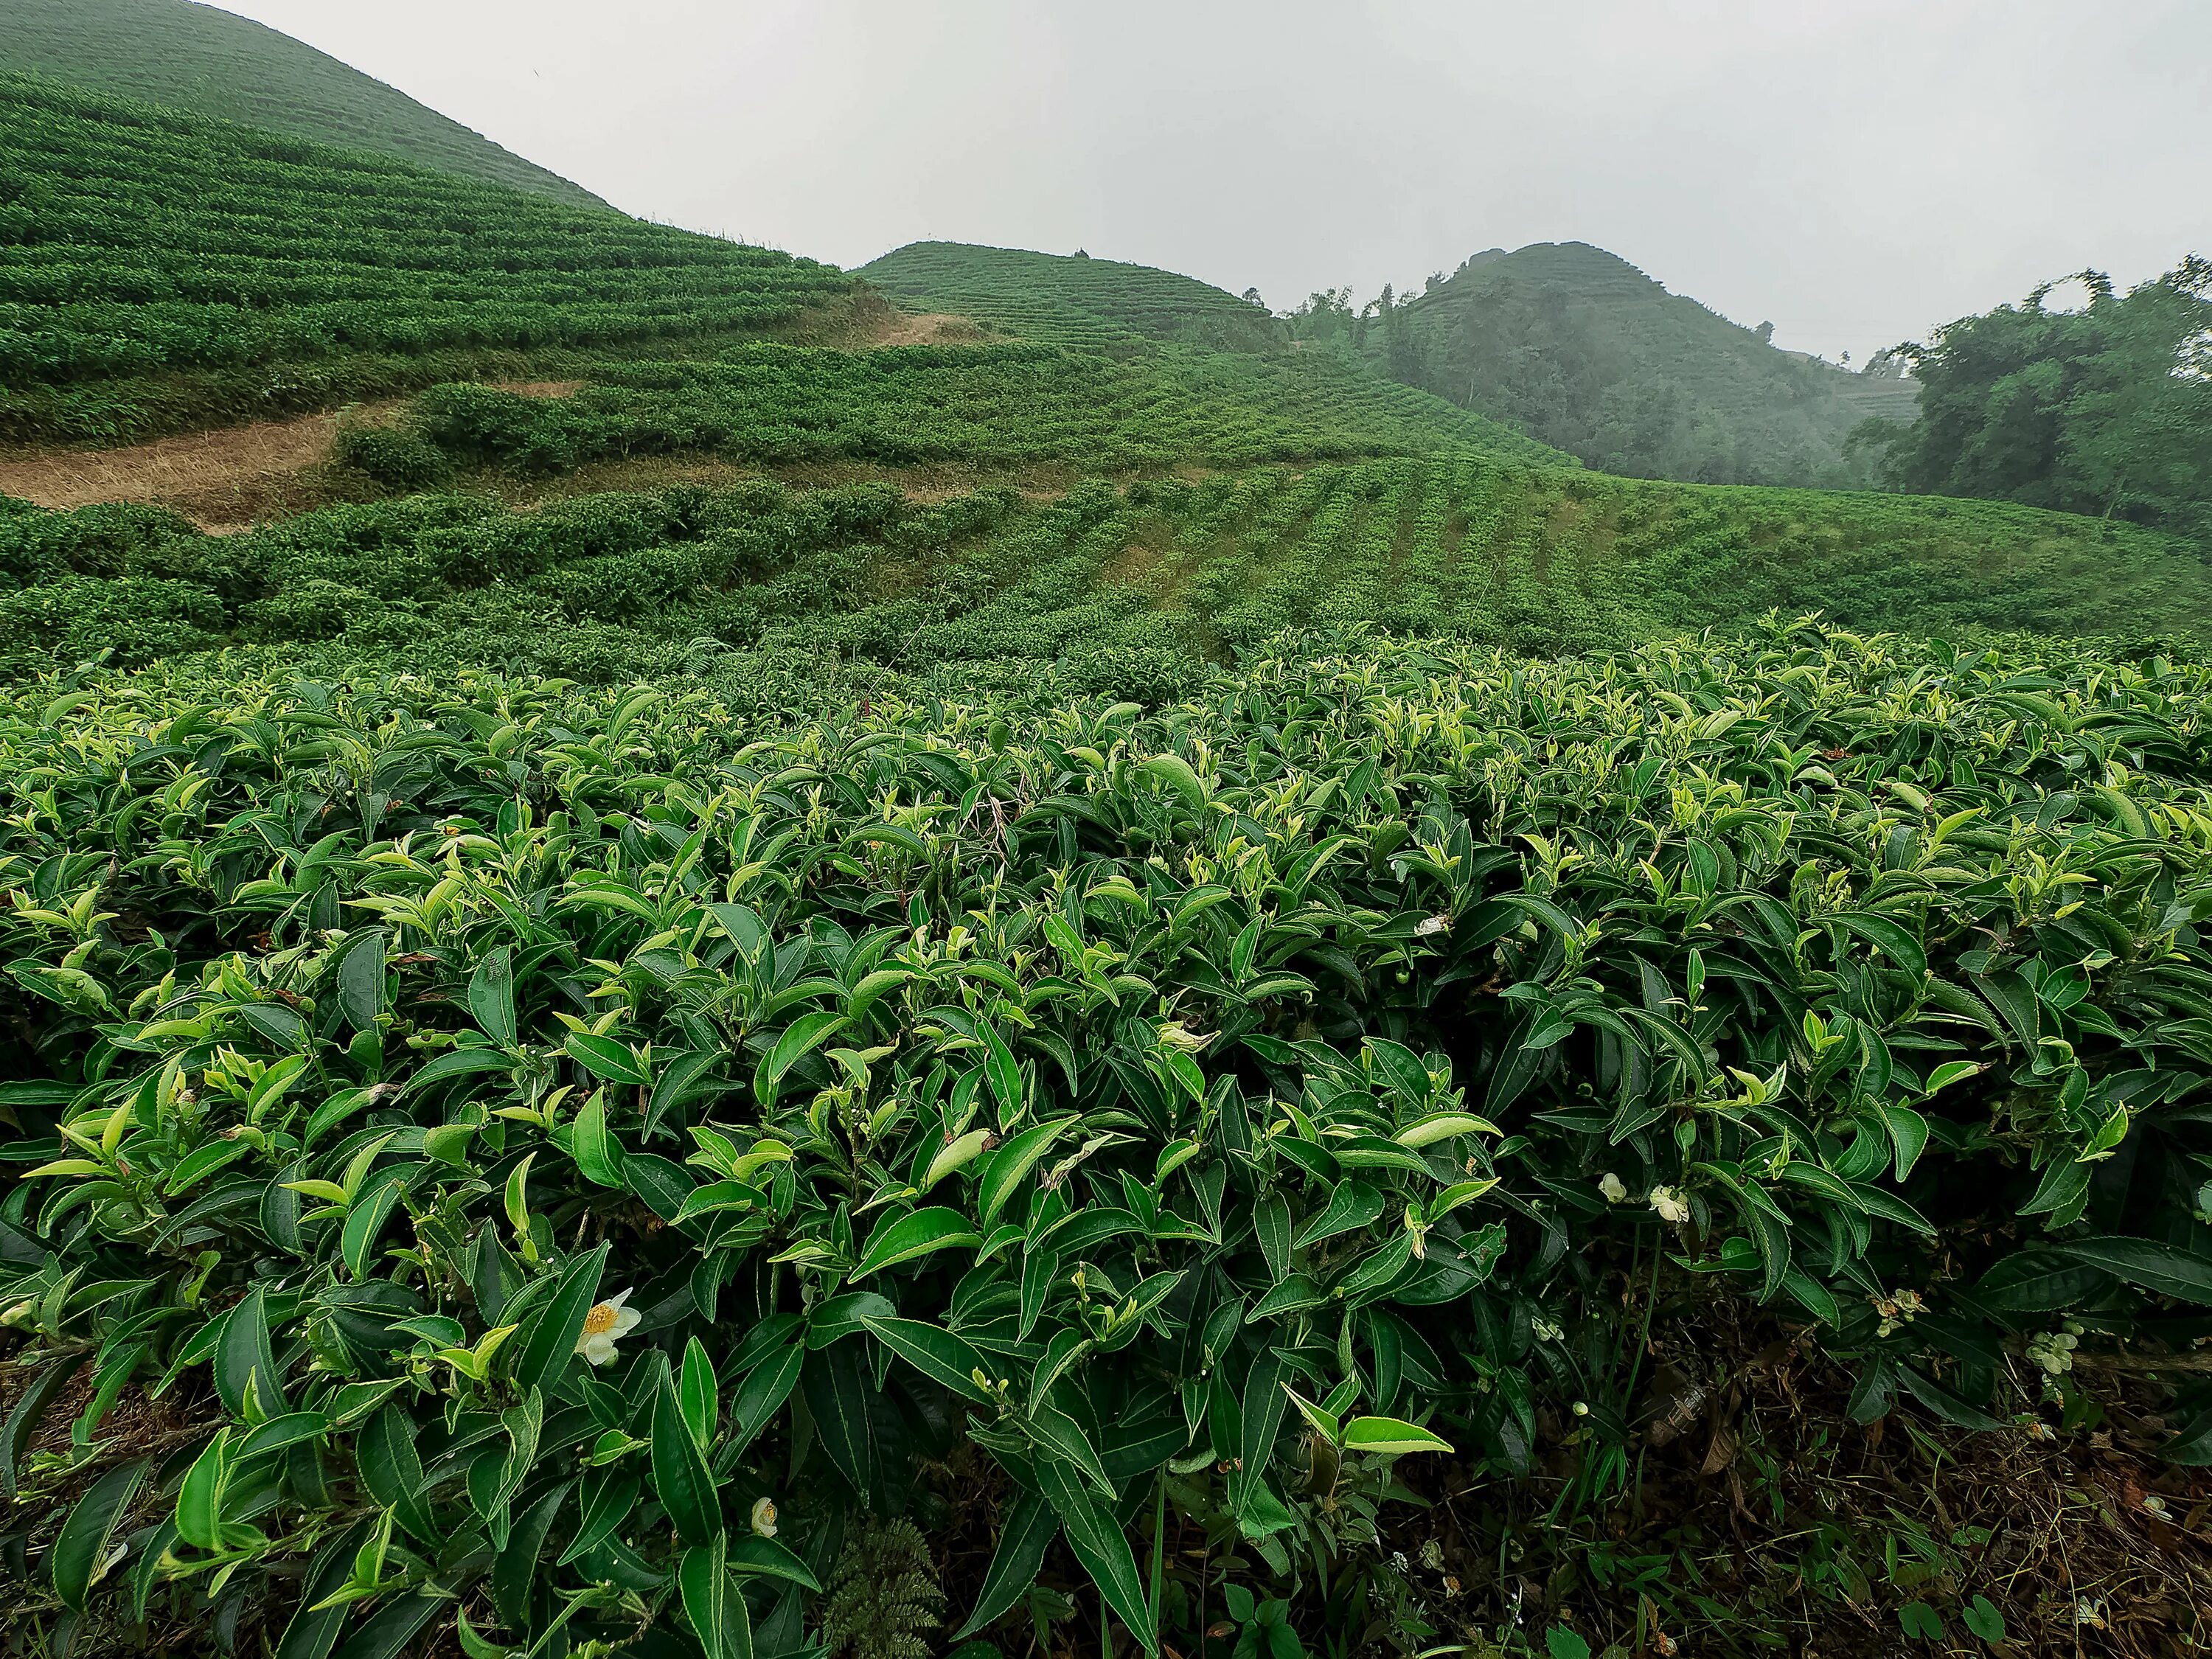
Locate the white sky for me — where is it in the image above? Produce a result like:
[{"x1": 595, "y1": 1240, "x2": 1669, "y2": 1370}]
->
[{"x1": 215, "y1": 0, "x2": 2212, "y2": 364}]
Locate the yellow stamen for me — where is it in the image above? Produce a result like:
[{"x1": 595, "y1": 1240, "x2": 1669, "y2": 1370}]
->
[{"x1": 582, "y1": 1301, "x2": 619, "y2": 1336}]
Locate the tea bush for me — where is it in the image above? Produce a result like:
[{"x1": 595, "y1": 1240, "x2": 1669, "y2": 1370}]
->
[
  {"x1": 0, "y1": 72, "x2": 855, "y2": 443},
  {"x1": 2, "y1": 622, "x2": 2210, "y2": 1657},
  {"x1": 0, "y1": 467, "x2": 2201, "y2": 689},
  {"x1": 0, "y1": 0, "x2": 605, "y2": 207},
  {"x1": 406, "y1": 339, "x2": 1563, "y2": 476},
  {"x1": 333, "y1": 425, "x2": 451, "y2": 495}
]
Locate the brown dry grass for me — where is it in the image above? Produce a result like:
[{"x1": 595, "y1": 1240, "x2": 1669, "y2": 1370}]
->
[
  {"x1": 479, "y1": 453, "x2": 1086, "y2": 509},
  {"x1": 0, "y1": 408, "x2": 355, "y2": 528},
  {"x1": 0, "y1": 382, "x2": 584, "y2": 531}
]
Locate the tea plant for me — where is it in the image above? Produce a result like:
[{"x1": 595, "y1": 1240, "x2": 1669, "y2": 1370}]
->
[
  {"x1": 2, "y1": 466, "x2": 2201, "y2": 688},
  {"x1": 0, "y1": 72, "x2": 855, "y2": 444},
  {"x1": 1, "y1": 621, "x2": 2208, "y2": 1657}
]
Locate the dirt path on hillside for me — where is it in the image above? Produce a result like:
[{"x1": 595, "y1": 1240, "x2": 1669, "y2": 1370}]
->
[
  {"x1": 0, "y1": 382, "x2": 585, "y2": 530},
  {"x1": 0, "y1": 410, "x2": 351, "y2": 528},
  {"x1": 858, "y1": 312, "x2": 990, "y2": 347}
]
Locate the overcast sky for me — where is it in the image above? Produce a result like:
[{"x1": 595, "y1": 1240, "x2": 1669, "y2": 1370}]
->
[{"x1": 219, "y1": 0, "x2": 2211, "y2": 364}]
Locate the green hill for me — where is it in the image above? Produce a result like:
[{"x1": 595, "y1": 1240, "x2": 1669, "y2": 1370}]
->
[
  {"x1": 863, "y1": 240, "x2": 1288, "y2": 353},
  {"x1": 0, "y1": 0, "x2": 604, "y2": 208},
  {"x1": 858, "y1": 240, "x2": 1569, "y2": 466},
  {"x1": 0, "y1": 71, "x2": 858, "y2": 445},
  {"x1": 1318, "y1": 240, "x2": 1923, "y2": 487}
]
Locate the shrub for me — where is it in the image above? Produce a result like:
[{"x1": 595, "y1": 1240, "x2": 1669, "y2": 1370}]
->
[
  {"x1": 1, "y1": 625, "x2": 2209, "y2": 1658},
  {"x1": 333, "y1": 422, "x2": 451, "y2": 493},
  {"x1": 0, "y1": 572, "x2": 224, "y2": 669}
]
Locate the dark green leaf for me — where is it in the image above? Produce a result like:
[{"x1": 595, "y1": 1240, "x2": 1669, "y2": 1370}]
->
[
  {"x1": 862, "y1": 1315, "x2": 996, "y2": 1402},
  {"x1": 512, "y1": 1241, "x2": 610, "y2": 1398},
  {"x1": 358, "y1": 1405, "x2": 439, "y2": 1546},
  {"x1": 493, "y1": 1481, "x2": 569, "y2": 1632},
  {"x1": 335, "y1": 928, "x2": 386, "y2": 1032},
  {"x1": 852, "y1": 1206, "x2": 981, "y2": 1279},
  {"x1": 1034, "y1": 1453, "x2": 1156, "y2": 1652},
  {"x1": 2, "y1": 1354, "x2": 86, "y2": 1500},
  {"x1": 752, "y1": 1013, "x2": 845, "y2": 1105},
  {"x1": 2051, "y1": 1237, "x2": 2212, "y2": 1304},
  {"x1": 470, "y1": 947, "x2": 517, "y2": 1047},
  {"x1": 52, "y1": 1456, "x2": 147, "y2": 1610},
  {"x1": 653, "y1": 1367, "x2": 723, "y2": 1545},
  {"x1": 801, "y1": 1340, "x2": 877, "y2": 1499},
  {"x1": 215, "y1": 1283, "x2": 285, "y2": 1417},
  {"x1": 568, "y1": 1032, "x2": 650, "y2": 1088},
  {"x1": 953, "y1": 1489, "x2": 1059, "y2": 1639}
]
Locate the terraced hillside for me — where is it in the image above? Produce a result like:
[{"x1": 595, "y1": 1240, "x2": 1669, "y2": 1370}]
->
[
  {"x1": 863, "y1": 240, "x2": 1287, "y2": 352},
  {"x1": 857, "y1": 241, "x2": 1568, "y2": 467},
  {"x1": 0, "y1": 72, "x2": 857, "y2": 445},
  {"x1": 0, "y1": 0, "x2": 604, "y2": 207},
  {"x1": 2, "y1": 83, "x2": 2188, "y2": 653},
  {"x1": 5, "y1": 461, "x2": 2197, "y2": 689},
  {"x1": 1352, "y1": 241, "x2": 1924, "y2": 487}
]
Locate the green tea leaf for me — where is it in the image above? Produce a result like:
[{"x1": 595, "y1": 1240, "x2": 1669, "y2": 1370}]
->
[
  {"x1": 852, "y1": 1206, "x2": 982, "y2": 1279},
  {"x1": 568, "y1": 1032, "x2": 650, "y2": 1088},
  {"x1": 512, "y1": 1241, "x2": 610, "y2": 1398},
  {"x1": 52, "y1": 1456, "x2": 147, "y2": 1610},
  {"x1": 653, "y1": 1366, "x2": 723, "y2": 1545},
  {"x1": 860, "y1": 1315, "x2": 996, "y2": 1402},
  {"x1": 1341, "y1": 1415, "x2": 1454, "y2": 1455},
  {"x1": 470, "y1": 946, "x2": 518, "y2": 1047}
]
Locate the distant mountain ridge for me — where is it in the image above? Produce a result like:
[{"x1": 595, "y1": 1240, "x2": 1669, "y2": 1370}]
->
[
  {"x1": 0, "y1": 0, "x2": 606, "y2": 209},
  {"x1": 1338, "y1": 240, "x2": 1921, "y2": 487}
]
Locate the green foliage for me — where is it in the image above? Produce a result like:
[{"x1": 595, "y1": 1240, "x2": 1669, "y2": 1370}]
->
[
  {"x1": 855, "y1": 241, "x2": 1568, "y2": 467},
  {"x1": 1857, "y1": 256, "x2": 2212, "y2": 542},
  {"x1": 1287, "y1": 242, "x2": 1924, "y2": 489},
  {"x1": 0, "y1": 0, "x2": 603, "y2": 206},
  {"x1": 863, "y1": 240, "x2": 1290, "y2": 355},
  {"x1": 333, "y1": 423, "x2": 451, "y2": 493},
  {"x1": 0, "y1": 463, "x2": 2199, "y2": 689},
  {"x1": 411, "y1": 337, "x2": 1565, "y2": 477},
  {"x1": 0, "y1": 72, "x2": 855, "y2": 444},
  {"x1": 1, "y1": 622, "x2": 2209, "y2": 1656},
  {"x1": 818, "y1": 1516, "x2": 946, "y2": 1659}
]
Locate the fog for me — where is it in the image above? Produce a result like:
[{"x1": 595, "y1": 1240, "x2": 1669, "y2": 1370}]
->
[{"x1": 216, "y1": 0, "x2": 2212, "y2": 363}]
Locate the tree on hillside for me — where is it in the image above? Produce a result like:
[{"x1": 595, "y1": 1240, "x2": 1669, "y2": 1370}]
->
[
  {"x1": 1855, "y1": 255, "x2": 2212, "y2": 540},
  {"x1": 1282, "y1": 286, "x2": 1360, "y2": 348}
]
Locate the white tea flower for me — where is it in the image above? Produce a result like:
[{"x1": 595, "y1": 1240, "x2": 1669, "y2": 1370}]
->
[
  {"x1": 574, "y1": 1288, "x2": 640, "y2": 1366},
  {"x1": 751, "y1": 1496, "x2": 779, "y2": 1537},
  {"x1": 1599, "y1": 1172, "x2": 1627, "y2": 1204},
  {"x1": 1648, "y1": 1186, "x2": 1690, "y2": 1225}
]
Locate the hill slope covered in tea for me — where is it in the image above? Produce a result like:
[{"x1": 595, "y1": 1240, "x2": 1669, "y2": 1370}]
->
[{"x1": 0, "y1": 0, "x2": 604, "y2": 207}]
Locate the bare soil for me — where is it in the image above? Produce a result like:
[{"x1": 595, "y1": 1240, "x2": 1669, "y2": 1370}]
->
[{"x1": 857, "y1": 311, "x2": 992, "y2": 348}]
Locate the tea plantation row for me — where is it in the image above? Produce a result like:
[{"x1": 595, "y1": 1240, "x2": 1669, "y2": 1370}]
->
[
  {"x1": 1, "y1": 465, "x2": 2202, "y2": 692},
  {"x1": 0, "y1": 72, "x2": 855, "y2": 445}
]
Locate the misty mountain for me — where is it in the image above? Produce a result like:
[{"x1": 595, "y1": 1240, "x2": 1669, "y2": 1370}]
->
[{"x1": 1295, "y1": 241, "x2": 1920, "y2": 487}]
